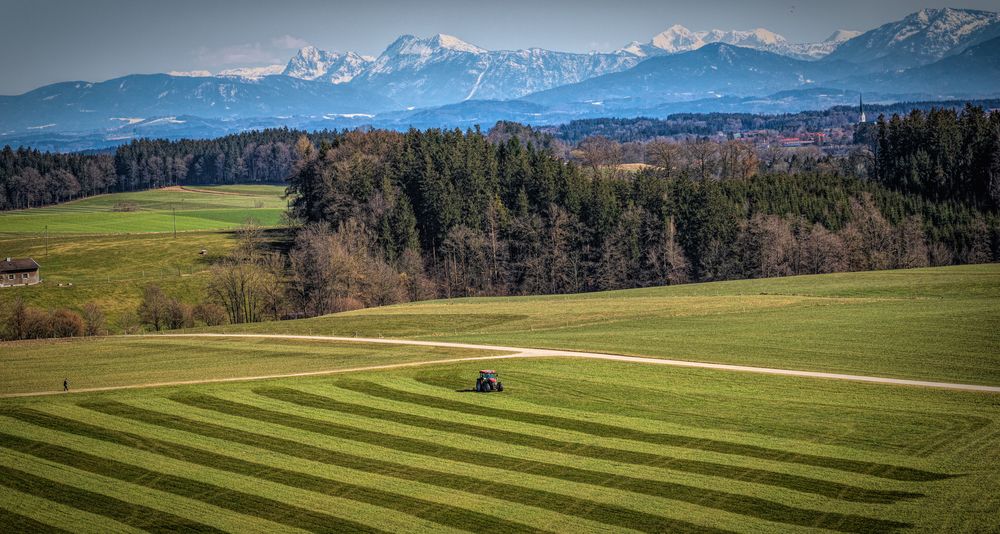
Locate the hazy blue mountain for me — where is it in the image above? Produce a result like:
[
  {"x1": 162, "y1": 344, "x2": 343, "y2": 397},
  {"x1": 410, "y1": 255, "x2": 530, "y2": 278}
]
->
[
  {"x1": 0, "y1": 73, "x2": 395, "y2": 134},
  {"x1": 522, "y1": 44, "x2": 855, "y2": 110},
  {"x1": 823, "y1": 8, "x2": 1000, "y2": 69},
  {"x1": 837, "y1": 35, "x2": 1000, "y2": 96}
]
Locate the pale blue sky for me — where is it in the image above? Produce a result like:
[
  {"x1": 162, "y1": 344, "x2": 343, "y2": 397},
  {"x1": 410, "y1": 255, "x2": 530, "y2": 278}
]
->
[{"x1": 1, "y1": 0, "x2": 997, "y2": 94}]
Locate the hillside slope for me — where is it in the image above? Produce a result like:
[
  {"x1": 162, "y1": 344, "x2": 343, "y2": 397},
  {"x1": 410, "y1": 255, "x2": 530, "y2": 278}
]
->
[{"x1": 209, "y1": 264, "x2": 1000, "y2": 385}]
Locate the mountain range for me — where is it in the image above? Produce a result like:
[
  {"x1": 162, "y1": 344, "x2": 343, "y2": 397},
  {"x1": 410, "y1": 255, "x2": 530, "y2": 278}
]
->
[
  {"x1": 2, "y1": 7, "x2": 999, "y2": 150},
  {"x1": 617, "y1": 25, "x2": 862, "y2": 60}
]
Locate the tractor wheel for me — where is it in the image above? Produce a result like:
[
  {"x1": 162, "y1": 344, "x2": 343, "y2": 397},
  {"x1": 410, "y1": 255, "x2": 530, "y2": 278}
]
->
[
  {"x1": 497, "y1": 382, "x2": 504, "y2": 392},
  {"x1": 485, "y1": 382, "x2": 494, "y2": 392}
]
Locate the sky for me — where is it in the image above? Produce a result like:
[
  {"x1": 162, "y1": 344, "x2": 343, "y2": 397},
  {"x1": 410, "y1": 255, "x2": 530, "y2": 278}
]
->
[{"x1": 1, "y1": 0, "x2": 998, "y2": 95}]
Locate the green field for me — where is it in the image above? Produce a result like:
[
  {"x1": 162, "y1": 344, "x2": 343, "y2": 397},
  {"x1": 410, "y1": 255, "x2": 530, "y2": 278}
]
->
[
  {"x1": 0, "y1": 185, "x2": 287, "y2": 234},
  {"x1": 0, "y1": 230, "x2": 238, "y2": 323},
  {"x1": 0, "y1": 185, "x2": 289, "y2": 323},
  {"x1": 5, "y1": 184, "x2": 996, "y2": 530},
  {"x1": 1, "y1": 260, "x2": 998, "y2": 530},
  {"x1": 0, "y1": 337, "x2": 504, "y2": 395},
  {"x1": 1, "y1": 354, "x2": 998, "y2": 532},
  {"x1": 210, "y1": 264, "x2": 1000, "y2": 386}
]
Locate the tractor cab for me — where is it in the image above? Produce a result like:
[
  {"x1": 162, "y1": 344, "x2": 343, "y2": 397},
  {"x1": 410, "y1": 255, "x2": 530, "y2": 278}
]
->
[{"x1": 475, "y1": 370, "x2": 504, "y2": 392}]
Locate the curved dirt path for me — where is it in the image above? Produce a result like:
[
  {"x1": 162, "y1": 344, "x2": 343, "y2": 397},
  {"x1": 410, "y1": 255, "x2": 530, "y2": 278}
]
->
[{"x1": 6, "y1": 333, "x2": 999, "y2": 398}]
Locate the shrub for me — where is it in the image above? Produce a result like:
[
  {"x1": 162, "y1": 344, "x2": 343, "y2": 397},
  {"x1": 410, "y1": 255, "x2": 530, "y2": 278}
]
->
[
  {"x1": 331, "y1": 297, "x2": 364, "y2": 313},
  {"x1": 165, "y1": 299, "x2": 194, "y2": 330},
  {"x1": 21, "y1": 307, "x2": 52, "y2": 339},
  {"x1": 118, "y1": 310, "x2": 141, "y2": 334},
  {"x1": 51, "y1": 309, "x2": 85, "y2": 338},
  {"x1": 193, "y1": 302, "x2": 228, "y2": 326}
]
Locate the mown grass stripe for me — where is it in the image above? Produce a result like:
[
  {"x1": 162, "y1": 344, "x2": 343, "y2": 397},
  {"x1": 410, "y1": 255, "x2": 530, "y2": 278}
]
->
[
  {"x1": 0, "y1": 464, "x2": 220, "y2": 533},
  {"x1": 173, "y1": 394, "x2": 909, "y2": 533},
  {"x1": 83, "y1": 400, "x2": 728, "y2": 534},
  {"x1": 361, "y1": 380, "x2": 949, "y2": 482},
  {"x1": 260, "y1": 386, "x2": 920, "y2": 504},
  {"x1": 0, "y1": 506, "x2": 71, "y2": 533},
  {"x1": 6, "y1": 408, "x2": 542, "y2": 534},
  {"x1": 0, "y1": 432, "x2": 383, "y2": 534}
]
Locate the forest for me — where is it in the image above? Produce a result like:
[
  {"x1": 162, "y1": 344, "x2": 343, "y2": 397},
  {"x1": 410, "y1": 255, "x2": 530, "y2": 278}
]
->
[
  {"x1": 1, "y1": 106, "x2": 998, "y2": 335},
  {"x1": 282, "y1": 121, "x2": 996, "y2": 314},
  {"x1": 544, "y1": 99, "x2": 1000, "y2": 143}
]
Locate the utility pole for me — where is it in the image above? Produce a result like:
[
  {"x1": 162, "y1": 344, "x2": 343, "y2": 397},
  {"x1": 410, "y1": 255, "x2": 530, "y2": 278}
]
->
[
  {"x1": 44, "y1": 225, "x2": 48, "y2": 258},
  {"x1": 172, "y1": 206, "x2": 177, "y2": 239}
]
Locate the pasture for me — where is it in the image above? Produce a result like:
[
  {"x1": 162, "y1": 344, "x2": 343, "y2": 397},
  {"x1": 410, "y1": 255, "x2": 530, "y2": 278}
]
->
[
  {"x1": 0, "y1": 257, "x2": 997, "y2": 531},
  {"x1": 212, "y1": 264, "x2": 1000, "y2": 385},
  {"x1": 0, "y1": 185, "x2": 288, "y2": 323},
  {"x1": 0, "y1": 354, "x2": 997, "y2": 532},
  {"x1": 0, "y1": 185, "x2": 287, "y2": 234},
  {"x1": 0, "y1": 230, "x2": 236, "y2": 323}
]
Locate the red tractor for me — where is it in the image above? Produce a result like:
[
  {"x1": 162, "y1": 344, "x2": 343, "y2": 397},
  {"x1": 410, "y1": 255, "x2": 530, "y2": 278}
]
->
[{"x1": 475, "y1": 370, "x2": 504, "y2": 392}]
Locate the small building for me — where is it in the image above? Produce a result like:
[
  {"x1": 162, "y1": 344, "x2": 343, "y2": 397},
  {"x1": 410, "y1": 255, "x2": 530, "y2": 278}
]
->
[{"x1": 0, "y1": 257, "x2": 40, "y2": 287}]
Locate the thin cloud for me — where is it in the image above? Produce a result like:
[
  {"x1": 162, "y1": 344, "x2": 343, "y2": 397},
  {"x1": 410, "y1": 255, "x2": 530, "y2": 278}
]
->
[
  {"x1": 192, "y1": 36, "x2": 308, "y2": 68},
  {"x1": 272, "y1": 35, "x2": 310, "y2": 49}
]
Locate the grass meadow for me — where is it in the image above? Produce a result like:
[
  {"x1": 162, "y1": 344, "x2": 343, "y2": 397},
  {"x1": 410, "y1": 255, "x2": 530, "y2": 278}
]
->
[
  {"x1": 1, "y1": 357, "x2": 997, "y2": 532},
  {"x1": 0, "y1": 185, "x2": 287, "y2": 234},
  {"x1": 211, "y1": 264, "x2": 1000, "y2": 385},
  {"x1": 0, "y1": 185, "x2": 288, "y2": 323}
]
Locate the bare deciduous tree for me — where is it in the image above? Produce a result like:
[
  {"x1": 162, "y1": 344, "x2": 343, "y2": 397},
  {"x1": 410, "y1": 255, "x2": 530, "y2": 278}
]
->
[
  {"x1": 682, "y1": 140, "x2": 720, "y2": 181},
  {"x1": 645, "y1": 140, "x2": 682, "y2": 177},
  {"x1": 138, "y1": 285, "x2": 170, "y2": 331},
  {"x1": 81, "y1": 302, "x2": 106, "y2": 336}
]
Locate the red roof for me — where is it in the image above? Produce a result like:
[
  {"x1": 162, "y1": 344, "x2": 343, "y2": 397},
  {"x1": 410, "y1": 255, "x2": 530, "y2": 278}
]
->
[{"x1": 479, "y1": 370, "x2": 496, "y2": 374}]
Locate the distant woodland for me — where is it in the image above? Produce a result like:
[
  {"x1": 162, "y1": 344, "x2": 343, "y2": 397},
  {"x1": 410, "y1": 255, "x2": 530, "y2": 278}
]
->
[{"x1": 1, "y1": 105, "x2": 999, "y2": 335}]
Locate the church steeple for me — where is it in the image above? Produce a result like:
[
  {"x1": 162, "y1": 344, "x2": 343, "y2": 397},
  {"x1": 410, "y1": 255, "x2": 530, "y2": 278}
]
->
[{"x1": 859, "y1": 92, "x2": 866, "y2": 124}]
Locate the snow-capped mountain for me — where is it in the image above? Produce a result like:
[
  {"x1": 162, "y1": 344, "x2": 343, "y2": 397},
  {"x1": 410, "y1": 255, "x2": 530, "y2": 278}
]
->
[
  {"x1": 282, "y1": 46, "x2": 373, "y2": 84},
  {"x1": 217, "y1": 64, "x2": 286, "y2": 80},
  {"x1": 165, "y1": 66, "x2": 286, "y2": 80},
  {"x1": 824, "y1": 8, "x2": 1000, "y2": 68},
  {"x1": 166, "y1": 70, "x2": 214, "y2": 77},
  {"x1": 835, "y1": 35, "x2": 1000, "y2": 95},
  {"x1": 783, "y1": 30, "x2": 863, "y2": 60},
  {"x1": 348, "y1": 34, "x2": 641, "y2": 108},
  {"x1": 618, "y1": 25, "x2": 858, "y2": 60},
  {"x1": 5, "y1": 7, "x2": 1000, "y2": 150}
]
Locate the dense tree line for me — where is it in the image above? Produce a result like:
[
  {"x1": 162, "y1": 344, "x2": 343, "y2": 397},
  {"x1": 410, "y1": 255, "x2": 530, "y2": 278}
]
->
[
  {"x1": 0, "y1": 146, "x2": 117, "y2": 209},
  {"x1": 857, "y1": 105, "x2": 1000, "y2": 210},
  {"x1": 548, "y1": 99, "x2": 1000, "y2": 144},
  {"x1": 547, "y1": 113, "x2": 854, "y2": 143},
  {"x1": 283, "y1": 127, "x2": 998, "y2": 316},
  {"x1": 1, "y1": 128, "x2": 342, "y2": 210}
]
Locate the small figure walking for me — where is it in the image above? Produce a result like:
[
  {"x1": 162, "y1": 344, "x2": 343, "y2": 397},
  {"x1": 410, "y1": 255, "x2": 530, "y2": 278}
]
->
[{"x1": 63, "y1": 378, "x2": 69, "y2": 392}]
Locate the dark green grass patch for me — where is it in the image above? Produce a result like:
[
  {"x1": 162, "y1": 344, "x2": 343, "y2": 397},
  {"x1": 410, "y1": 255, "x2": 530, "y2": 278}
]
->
[
  {"x1": 0, "y1": 507, "x2": 69, "y2": 534},
  {"x1": 0, "y1": 432, "x2": 382, "y2": 533},
  {"x1": 5, "y1": 408, "x2": 542, "y2": 534},
  {"x1": 258, "y1": 386, "x2": 922, "y2": 504},
  {"x1": 0, "y1": 464, "x2": 220, "y2": 533},
  {"x1": 83, "y1": 400, "x2": 728, "y2": 534},
  {"x1": 164, "y1": 394, "x2": 910, "y2": 532},
  {"x1": 342, "y1": 380, "x2": 951, "y2": 483}
]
